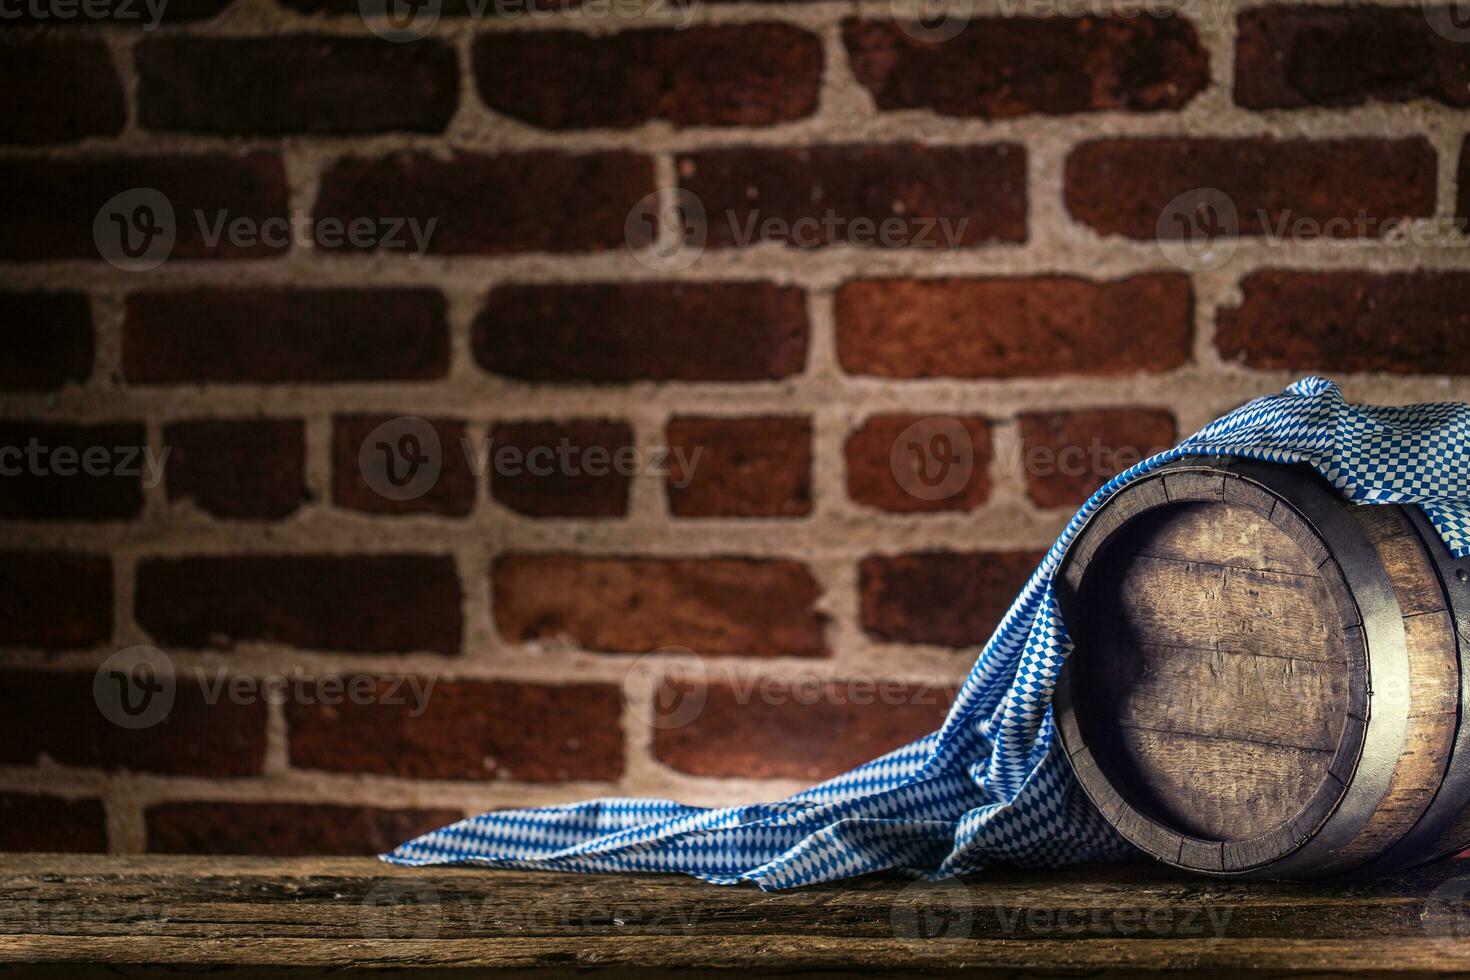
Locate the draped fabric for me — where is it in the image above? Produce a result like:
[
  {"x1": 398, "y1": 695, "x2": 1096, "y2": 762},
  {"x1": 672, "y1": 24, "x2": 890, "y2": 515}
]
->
[{"x1": 384, "y1": 378, "x2": 1470, "y2": 889}]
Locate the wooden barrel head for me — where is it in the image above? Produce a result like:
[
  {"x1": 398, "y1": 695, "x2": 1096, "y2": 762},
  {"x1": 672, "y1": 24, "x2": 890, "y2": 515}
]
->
[{"x1": 1055, "y1": 462, "x2": 1381, "y2": 874}]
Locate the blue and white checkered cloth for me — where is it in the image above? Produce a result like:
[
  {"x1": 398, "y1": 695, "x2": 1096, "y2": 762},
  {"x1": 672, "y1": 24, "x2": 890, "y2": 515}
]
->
[{"x1": 384, "y1": 378, "x2": 1470, "y2": 888}]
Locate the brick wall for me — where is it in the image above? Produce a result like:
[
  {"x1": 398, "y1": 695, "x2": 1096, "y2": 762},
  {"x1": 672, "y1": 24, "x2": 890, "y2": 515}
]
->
[{"x1": 1, "y1": 0, "x2": 1468, "y2": 856}]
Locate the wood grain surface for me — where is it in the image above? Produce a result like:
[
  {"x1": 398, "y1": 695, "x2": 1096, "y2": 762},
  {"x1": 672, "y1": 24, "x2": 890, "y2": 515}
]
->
[{"x1": 6, "y1": 854, "x2": 1470, "y2": 977}]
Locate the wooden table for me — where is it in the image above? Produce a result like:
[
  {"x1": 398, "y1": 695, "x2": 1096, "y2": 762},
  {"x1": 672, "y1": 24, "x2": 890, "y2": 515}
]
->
[{"x1": 4, "y1": 854, "x2": 1470, "y2": 976}]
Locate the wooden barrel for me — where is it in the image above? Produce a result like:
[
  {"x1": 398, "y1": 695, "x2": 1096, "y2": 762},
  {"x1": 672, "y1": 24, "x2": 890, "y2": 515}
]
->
[{"x1": 1054, "y1": 457, "x2": 1470, "y2": 878}]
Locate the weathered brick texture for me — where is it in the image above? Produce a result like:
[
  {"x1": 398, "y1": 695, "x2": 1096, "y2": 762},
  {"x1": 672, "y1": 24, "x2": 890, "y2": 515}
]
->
[
  {"x1": 0, "y1": 794, "x2": 107, "y2": 852},
  {"x1": 1217, "y1": 271, "x2": 1470, "y2": 375},
  {"x1": 1018, "y1": 409, "x2": 1177, "y2": 509},
  {"x1": 0, "y1": 421, "x2": 145, "y2": 520},
  {"x1": 3, "y1": 41, "x2": 125, "y2": 144},
  {"x1": 653, "y1": 679, "x2": 955, "y2": 780},
  {"x1": 665, "y1": 417, "x2": 812, "y2": 518},
  {"x1": 146, "y1": 802, "x2": 464, "y2": 856},
  {"x1": 846, "y1": 415, "x2": 994, "y2": 514},
  {"x1": 494, "y1": 555, "x2": 828, "y2": 658},
  {"x1": 314, "y1": 151, "x2": 654, "y2": 254},
  {"x1": 334, "y1": 415, "x2": 476, "y2": 517},
  {"x1": 860, "y1": 551, "x2": 1046, "y2": 648},
  {"x1": 475, "y1": 283, "x2": 808, "y2": 382},
  {"x1": 0, "y1": 552, "x2": 111, "y2": 649},
  {"x1": 844, "y1": 16, "x2": 1210, "y2": 118},
  {"x1": 1235, "y1": 6, "x2": 1470, "y2": 110},
  {"x1": 474, "y1": 26, "x2": 822, "y2": 129},
  {"x1": 286, "y1": 679, "x2": 624, "y2": 782},
  {"x1": 0, "y1": 292, "x2": 92, "y2": 390},
  {"x1": 164, "y1": 420, "x2": 307, "y2": 520},
  {"x1": 835, "y1": 276, "x2": 1193, "y2": 378},
  {"x1": 488, "y1": 420, "x2": 634, "y2": 518},
  {"x1": 137, "y1": 37, "x2": 459, "y2": 134},
  {"x1": 1065, "y1": 138, "x2": 1437, "y2": 239},
  {"x1": 136, "y1": 556, "x2": 463, "y2": 654},
  {"x1": 678, "y1": 144, "x2": 1026, "y2": 248},
  {"x1": 124, "y1": 289, "x2": 449, "y2": 383}
]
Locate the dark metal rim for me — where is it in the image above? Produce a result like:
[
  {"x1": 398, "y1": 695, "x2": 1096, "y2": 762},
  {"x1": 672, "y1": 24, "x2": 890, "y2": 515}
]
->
[{"x1": 1054, "y1": 456, "x2": 1411, "y2": 877}]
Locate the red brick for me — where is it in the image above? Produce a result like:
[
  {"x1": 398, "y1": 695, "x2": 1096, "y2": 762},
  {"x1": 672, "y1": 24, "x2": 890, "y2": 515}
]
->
[
  {"x1": 846, "y1": 415, "x2": 993, "y2": 514},
  {"x1": 474, "y1": 25, "x2": 821, "y2": 129},
  {"x1": 137, "y1": 37, "x2": 457, "y2": 135},
  {"x1": 488, "y1": 420, "x2": 633, "y2": 518},
  {"x1": 1236, "y1": 6, "x2": 1470, "y2": 110},
  {"x1": 165, "y1": 420, "x2": 306, "y2": 520},
  {"x1": 0, "y1": 292, "x2": 92, "y2": 390},
  {"x1": 124, "y1": 289, "x2": 448, "y2": 383},
  {"x1": 835, "y1": 275, "x2": 1192, "y2": 379},
  {"x1": 0, "y1": 153, "x2": 287, "y2": 262},
  {"x1": 1065, "y1": 138, "x2": 1436, "y2": 239},
  {"x1": 653, "y1": 678, "x2": 953, "y2": 780},
  {"x1": 287, "y1": 679, "x2": 623, "y2": 782},
  {"x1": 0, "y1": 669, "x2": 266, "y2": 776},
  {"x1": 136, "y1": 555, "x2": 462, "y2": 655},
  {"x1": 0, "y1": 421, "x2": 145, "y2": 520},
  {"x1": 1, "y1": 41, "x2": 124, "y2": 144},
  {"x1": 679, "y1": 144, "x2": 1025, "y2": 248},
  {"x1": 1216, "y1": 270, "x2": 1470, "y2": 375},
  {"x1": 334, "y1": 416, "x2": 475, "y2": 517},
  {"x1": 475, "y1": 282, "x2": 808, "y2": 382},
  {"x1": 0, "y1": 552, "x2": 111, "y2": 649},
  {"x1": 1018, "y1": 408, "x2": 1177, "y2": 509},
  {"x1": 665, "y1": 417, "x2": 811, "y2": 518},
  {"x1": 860, "y1": 551, "x2": 1044, "y2": 647},
  {"x1": 494, "y1": 554, "x2": 828, "y2": 658},
  {"x1": 843, "y1": 16, "x2": 1208, "y2": 118},
  {"x1": 0, "y1": 793, "x2": 106, "y2": 852},
  {"x1": 315, "y1": 151, "x2": 653, "y2": 255},
  {"x1": 146, "y1": 802, "x2": 463, "y2": 856}
]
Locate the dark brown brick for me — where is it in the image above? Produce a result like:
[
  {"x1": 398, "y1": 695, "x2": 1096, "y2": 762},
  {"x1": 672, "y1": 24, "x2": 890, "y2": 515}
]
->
[
  {"x1": 488, "y1": 420, "x2": 633, "y2": 518},
  {"x1": 494, "y1": 554, "x2": 828, "y2": 658},
  {"x1": 315, "y1": 151, "x2": 653, "y2": 255},
  {"x1": 334, "y1": 416, "x2": 475, "y2": 517},
  {"x1": 124, "y1": 289, "x2": 448, "y2": 383},
  {"x1": 1065, "y1": 138, "x2": 1437, "y2": 239},
  {"x1": 1018, "y1": 408, "x2": 1176, "y2": 509},
  {"x1": 0, "y1": 292, "x2": 92, "y2": 390},
  {"x1": 146, "y1": 802, "x2": 463, "y2": 856},
  {"x1": 1, "y1": 41, "x2": 125, "y2": 144},
  {"x1": 0, "y1": 153, "x2": 287, "y2": 262},
  {"x1": 287, "y1": 679, "x2": 623, "y2": 782},
  {"x1": 0, "y1": 793, "x2": 106, "y2": 852},
  {"x1": 846, "y1": 415, "x2": 993, "y2": 513},
  {"x1": 474, "y1": 25, "x2": 820, "y2": 129},
  {"x1": 1459, "y1": 139, "x2": 1469, "y2": 233},
  {"x1": 0, "y1": 421, "x2": 145, "y2": 520},
  {"x1": 835, "y1": 275, "x2": 1193, "y2": 379},
  {"x1": 164, "y1": 420, "x2": 306, "y2": 520},
  {"x1": 475, "y1": 282, "x2": 808, "y2": 382},
  {"x1": 653, "y1": 678, "x2": 953, "y2": 780},
  {"x1": 666, "y1": 417, "x2": 811, "y2": 518},
  {"x1": 843, "y1": 16, "x2": 1208, "y2": 118},
  {"x1": 680, "y1": 144, "x2": 1025, "y2": 248},
  {"x1": 137, "y1": 36, "x2": 457, "y2": 135},
  {"x1": 136, "y1": 555, "x2": 462, "y2": 654},
  {"x1": 860, "y1": 551, "x2": 1044, "y2": 647},
  {"x1": 1217, "y1": 270, "x2": 1470, "y2": 375},
  {"x1": 1236, "y1": 6, "x2": 1470, "y2": 110},
  {"x1": 0, "y1": 552, "x2": 112, "y2": 649},
  {"x1": 0, "y1": 669, "x2": 266, "y2": 776}
]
